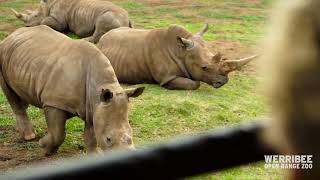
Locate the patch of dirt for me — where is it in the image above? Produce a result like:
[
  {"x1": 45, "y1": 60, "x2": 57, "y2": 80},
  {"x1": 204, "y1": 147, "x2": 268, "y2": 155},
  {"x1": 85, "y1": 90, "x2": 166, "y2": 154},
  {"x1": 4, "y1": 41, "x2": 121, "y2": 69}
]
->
[
  {"x1": 208, "y1": 40, "x2": 260, "y2": 74},
  {"x1": 0, "y1": 126, "x2": 81, "y2": 174}
]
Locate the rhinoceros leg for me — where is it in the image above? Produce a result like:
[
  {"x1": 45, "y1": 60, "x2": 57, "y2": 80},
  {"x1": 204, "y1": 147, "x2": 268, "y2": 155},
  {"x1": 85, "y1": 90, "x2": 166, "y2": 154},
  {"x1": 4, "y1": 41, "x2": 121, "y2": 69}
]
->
[
  {"x1": 39, "y1": 106, "x2": 68, "y2": 156},
  {"x1": 164, "y1": 77, "x2": 200, "y2": 90},
  {"x1": 84, "y1": 13, "x2": 121, "y2": 43},
  {"x1": 41, "y1": 16, "x2": 65, "y2": 32},
  {"x1": 0, "y1": 71, "x2": 35, "y2": 140},
  {"x1": 84, "y1": 123, "x2": 97, "y2": 153}
]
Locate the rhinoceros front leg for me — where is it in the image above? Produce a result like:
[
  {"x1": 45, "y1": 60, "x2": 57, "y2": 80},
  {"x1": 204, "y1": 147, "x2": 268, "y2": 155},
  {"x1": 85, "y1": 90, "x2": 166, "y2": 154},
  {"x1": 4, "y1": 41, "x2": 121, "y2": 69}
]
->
[
  {"x1": 39, "y1": 106, "x2": 68, "y2": 156},
  {"x1": 163, "y1": 77, "x2": 200, "y2": 90},
  {"x1": 0, "y1": 73, "x2": 35, "y2": 140},
  {"x1": 84, "y1": 123, "x2": 97, "y2": 153},
  {"x1": 41, "y1": 16, "x2": 65, "y2": 32},
  {"x1": 84, "y1": 13, "x2": 121, "y2": 43}
]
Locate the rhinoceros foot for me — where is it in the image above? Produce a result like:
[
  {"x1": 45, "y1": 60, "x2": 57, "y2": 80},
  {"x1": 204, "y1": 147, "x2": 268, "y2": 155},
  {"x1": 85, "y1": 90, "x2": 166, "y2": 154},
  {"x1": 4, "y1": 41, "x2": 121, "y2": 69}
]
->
[
  {"x1": 15, "y1": 114, "x2": 36, "y2": 141},
  {"x1": 23, "y1": 132, "x2": 36, "y2": 141},
  {"x1": 39, "y1": 134, "x2": 61, "y2": 156}
]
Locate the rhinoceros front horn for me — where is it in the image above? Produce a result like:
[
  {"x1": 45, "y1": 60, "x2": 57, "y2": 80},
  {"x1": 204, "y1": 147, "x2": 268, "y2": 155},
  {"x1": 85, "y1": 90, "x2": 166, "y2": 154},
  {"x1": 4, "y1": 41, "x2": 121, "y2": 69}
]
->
[
  {"x1": 10, "y1": 8, "x2": 27, "y2": 21},
  {"x1": 196, "y1": 23, "x2": 209, "y2": 37},
  {"x1": 223, "y1": 55, "x2": 259, "y2": 72}
]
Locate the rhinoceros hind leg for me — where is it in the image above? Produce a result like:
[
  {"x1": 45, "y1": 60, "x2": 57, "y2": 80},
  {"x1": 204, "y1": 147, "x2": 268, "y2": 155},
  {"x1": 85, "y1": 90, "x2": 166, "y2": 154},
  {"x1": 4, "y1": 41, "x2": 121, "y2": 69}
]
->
[
  {"x1": 90, "y1": 13, "x2": 121, "y2": 43},
  {"x1": 0, "y1": 72, "x2": 35, "y2": 140},
  {"x1": 39, "y1": 106, "x2": 68, "y2": 156},
  {"x1": 163, "y1": 77, "x2": 200, "y2": 90}
]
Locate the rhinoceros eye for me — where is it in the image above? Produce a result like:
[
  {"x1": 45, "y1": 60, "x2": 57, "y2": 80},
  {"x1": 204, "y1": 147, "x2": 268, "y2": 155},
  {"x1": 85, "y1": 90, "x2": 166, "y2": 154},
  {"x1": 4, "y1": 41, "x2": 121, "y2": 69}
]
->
[
  {"x1": 201, "y1": 65, "x2": 208, "y2": 70},
  {"x1": 106, "y1": 137, "x2": 113, "y2": 146}
]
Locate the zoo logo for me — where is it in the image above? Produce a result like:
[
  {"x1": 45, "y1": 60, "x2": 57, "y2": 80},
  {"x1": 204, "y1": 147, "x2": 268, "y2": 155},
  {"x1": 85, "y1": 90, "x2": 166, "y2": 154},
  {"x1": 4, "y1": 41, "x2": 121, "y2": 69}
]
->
[{"x1": 264, "y1": 155, "x2": 313, "y2": 169}]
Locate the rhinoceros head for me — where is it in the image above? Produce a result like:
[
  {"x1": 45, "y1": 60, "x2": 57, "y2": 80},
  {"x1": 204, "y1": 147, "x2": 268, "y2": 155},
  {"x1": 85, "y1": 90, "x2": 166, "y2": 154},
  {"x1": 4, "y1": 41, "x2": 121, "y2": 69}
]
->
[
  {"x1": 174, "y1": 24, "x2": 258, "y2": 88},
  {"x1": 93, "y1": 87, "x2": 144, "y2": 151},
  {"x1": 11, "y1": 0, "x2": 48, "y2": 27}
]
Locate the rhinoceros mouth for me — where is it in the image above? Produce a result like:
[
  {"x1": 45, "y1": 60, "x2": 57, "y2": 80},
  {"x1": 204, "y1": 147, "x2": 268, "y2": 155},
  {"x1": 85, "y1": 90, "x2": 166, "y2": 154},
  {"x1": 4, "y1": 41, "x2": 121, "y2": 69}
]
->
[
  {"x1": 212, "y1": 77, "x2": 228, "y2": 88},
  {"x1": 212, "y1": 82, "x2": 224, "y2": 88}
]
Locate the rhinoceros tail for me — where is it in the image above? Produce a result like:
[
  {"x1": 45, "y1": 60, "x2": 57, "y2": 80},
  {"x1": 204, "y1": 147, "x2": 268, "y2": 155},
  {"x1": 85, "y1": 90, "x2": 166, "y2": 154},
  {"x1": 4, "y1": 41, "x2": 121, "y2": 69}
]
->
[
  {"x1": 0, "y1": 41, "x2": 3, "y2": 66},
  {"x1": 0, "y1": 43, "x2": 5, "y2": 89},
  {"x1": 129, "y1": 20, "x2": 134, "y2": 28}
]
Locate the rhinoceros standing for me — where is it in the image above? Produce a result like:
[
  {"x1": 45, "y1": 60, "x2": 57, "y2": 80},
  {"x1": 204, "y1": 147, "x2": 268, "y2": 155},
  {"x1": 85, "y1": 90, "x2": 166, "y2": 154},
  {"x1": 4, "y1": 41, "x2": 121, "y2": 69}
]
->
[
  {"x1": 97, "y1": 24, "x2": 257, "y2": 90},
  {"x1": 11, "y1": 0, "x2": 132, "y2": 43},
  {"x1": 0, "y1": 25, "x2": 144, "y2": 155}
]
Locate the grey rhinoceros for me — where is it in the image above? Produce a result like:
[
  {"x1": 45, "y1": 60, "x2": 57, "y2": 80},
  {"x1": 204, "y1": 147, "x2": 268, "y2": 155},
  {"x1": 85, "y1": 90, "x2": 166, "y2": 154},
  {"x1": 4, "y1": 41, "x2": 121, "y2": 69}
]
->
[
  {"x1": 0, "y1": 25, "x2": 144, "y2": 156},
  {"x1": 97, "y1": 24, "x2": 257, "y2": 90},
  {"x1": 11, "y1": 0, "x2": 132, "y2": 43}
]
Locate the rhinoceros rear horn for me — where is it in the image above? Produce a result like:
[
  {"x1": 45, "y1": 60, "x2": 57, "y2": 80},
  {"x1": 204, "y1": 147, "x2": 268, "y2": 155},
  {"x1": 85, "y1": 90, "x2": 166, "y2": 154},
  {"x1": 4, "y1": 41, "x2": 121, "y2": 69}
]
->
[
  {"x1": 196, "y1": 23, "x2": 209, "y2": 37},
  {"x1": 10, "y1": 8, "x2": 27, "y2": 22},
  {"x1": 25, "y1": 10, "x2": 34, "y2": 15},
  {"x1": 129, "y1": 20, "x2": 134, "y2": 28},
  {"x1": 223, "y1": 55, "x2": 259, "y2": 72},
  {"x1": 212, "y1": 52, "x2": 223, "y2": 62}
]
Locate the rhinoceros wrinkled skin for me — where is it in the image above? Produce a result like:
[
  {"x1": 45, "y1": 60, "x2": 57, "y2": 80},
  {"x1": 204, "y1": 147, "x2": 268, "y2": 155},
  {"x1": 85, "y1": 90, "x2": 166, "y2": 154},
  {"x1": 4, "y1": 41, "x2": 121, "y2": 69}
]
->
[
  {"x1": 97, "y1": 24, "x2": 257, "y2": 90},
  {"x1": 11, "y1": 0, "x2": 132, "y2": 43},
  {"x1": 0, "y1": 25, "x2": 144, "y2": 156}
]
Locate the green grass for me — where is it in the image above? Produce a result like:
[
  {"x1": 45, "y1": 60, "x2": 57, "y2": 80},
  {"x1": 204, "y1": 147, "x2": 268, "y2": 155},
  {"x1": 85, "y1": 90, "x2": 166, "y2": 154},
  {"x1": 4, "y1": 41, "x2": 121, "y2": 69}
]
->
[
  {"x1": 129, "y1": 74, "x2": 267, "y2": 145},
  {"x1": 0, "y1": 0, "x2": 283, "y2": 179}
]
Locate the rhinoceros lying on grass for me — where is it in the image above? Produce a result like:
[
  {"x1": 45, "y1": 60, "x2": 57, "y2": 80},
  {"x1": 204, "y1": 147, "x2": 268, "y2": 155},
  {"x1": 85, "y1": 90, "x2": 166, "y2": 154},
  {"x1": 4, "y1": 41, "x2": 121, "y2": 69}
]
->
[
  {"x1": 11, "y1": 0, "x2": 132, "y2": 43},
  {"x1": 0, "y1": 25, "x2": 144, "y2": 155},
  {"x1": 97, "y1": 24, "x2": 257, "y2": 90}
]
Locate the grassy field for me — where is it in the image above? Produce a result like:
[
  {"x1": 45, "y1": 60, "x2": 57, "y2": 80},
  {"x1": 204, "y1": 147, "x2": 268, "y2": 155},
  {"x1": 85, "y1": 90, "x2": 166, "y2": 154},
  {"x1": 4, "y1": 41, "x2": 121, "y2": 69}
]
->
[{"x1": 0, "y1": 0, "x2": 285, "y2": 179}]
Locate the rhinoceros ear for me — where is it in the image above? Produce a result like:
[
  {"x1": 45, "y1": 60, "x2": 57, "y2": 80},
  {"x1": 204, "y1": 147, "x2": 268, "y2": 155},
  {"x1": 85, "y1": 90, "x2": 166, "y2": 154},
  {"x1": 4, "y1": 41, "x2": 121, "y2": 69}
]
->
[
  {"x1": 177, "y1": 36, "x2": 195, "y2": 50},
  {"x1": 100, "y1": 89, "x2": 113, "y2": 102},
  {"x1": 125, "y1": 87, "x2": 145, "y2": 98}
]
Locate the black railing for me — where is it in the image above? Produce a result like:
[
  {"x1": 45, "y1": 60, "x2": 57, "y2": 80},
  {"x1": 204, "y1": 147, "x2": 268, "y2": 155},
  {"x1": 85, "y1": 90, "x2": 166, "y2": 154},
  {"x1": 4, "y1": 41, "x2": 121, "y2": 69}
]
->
[{"x1": 3, "y1": 121, "x2": 277, "y2": 180}]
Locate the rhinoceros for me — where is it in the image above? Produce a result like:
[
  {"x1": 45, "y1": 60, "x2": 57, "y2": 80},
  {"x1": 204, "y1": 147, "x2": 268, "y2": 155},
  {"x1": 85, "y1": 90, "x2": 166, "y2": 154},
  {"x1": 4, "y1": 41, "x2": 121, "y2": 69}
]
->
[
  {"x1": 97, "y1": 24, "x2": 257, "y2": 90},
  {"x1": 11, "y1": 0, "x2": 132, "y2": 43},
  {"x1": 0, "y1": 25, "x2": 144, "y2": 155}
]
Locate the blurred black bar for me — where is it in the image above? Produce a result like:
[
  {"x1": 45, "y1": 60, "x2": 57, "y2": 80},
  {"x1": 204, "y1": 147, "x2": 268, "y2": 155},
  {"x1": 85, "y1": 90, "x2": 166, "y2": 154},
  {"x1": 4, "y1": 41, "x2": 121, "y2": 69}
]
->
[{"x1": 3, "y1": 121, "x2": 277, "y2": 180}]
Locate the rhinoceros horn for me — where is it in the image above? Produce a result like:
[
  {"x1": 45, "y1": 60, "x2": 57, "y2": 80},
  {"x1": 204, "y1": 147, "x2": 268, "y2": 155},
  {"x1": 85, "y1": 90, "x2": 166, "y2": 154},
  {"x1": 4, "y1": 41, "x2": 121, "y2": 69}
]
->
[
  {"x1": 10, "y1": 8, "x2": 28, "y2": 22},
  {"x1": 196, "y1": 23, "x2": 209, "y2": 37},
  {"x1": 223, "y1": 55, "x2": 259, "y2": 72},
  {"x1": 25, "y1": 10, "x2": 34, "y2": 15}
]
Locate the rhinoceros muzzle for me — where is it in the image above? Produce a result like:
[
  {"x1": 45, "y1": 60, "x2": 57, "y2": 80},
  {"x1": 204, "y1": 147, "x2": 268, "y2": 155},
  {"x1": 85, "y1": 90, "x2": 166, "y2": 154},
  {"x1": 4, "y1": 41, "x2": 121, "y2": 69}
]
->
[{"x1": 212, "y1": 76, "x2": 229, "y2": 88}]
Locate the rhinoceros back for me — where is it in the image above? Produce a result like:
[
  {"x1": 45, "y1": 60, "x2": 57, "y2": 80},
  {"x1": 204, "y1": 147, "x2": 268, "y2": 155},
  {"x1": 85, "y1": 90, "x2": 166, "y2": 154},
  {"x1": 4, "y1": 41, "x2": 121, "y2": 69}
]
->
[
  {"x1": 98, "y1": 28, "x2": 155, "y2": 84},
  {"x1": 0, "y1": 25, "x2": 112, "y2": 118},
  {"x1": 67, "y1": 0, "x2": 129, "y2": 37}
]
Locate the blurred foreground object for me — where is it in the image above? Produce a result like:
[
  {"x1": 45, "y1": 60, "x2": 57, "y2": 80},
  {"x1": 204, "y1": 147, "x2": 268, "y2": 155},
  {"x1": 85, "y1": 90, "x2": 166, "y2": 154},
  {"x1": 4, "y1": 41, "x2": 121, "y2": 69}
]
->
[
  {"x1": 260, "y1": 0, "x2": 320, "y2": 179},
  {"x1": 3, "y1": 122, "x2": 275, "y2": 180}
]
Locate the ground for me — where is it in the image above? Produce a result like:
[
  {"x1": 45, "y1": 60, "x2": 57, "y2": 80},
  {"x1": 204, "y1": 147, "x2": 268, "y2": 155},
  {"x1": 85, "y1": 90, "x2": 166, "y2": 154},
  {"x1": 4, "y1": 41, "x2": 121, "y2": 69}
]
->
[{"x1": 0, "y1": 0, "x2": 285, "y2": 179}]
